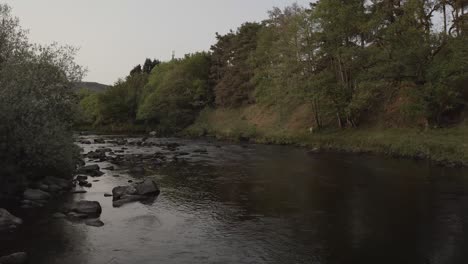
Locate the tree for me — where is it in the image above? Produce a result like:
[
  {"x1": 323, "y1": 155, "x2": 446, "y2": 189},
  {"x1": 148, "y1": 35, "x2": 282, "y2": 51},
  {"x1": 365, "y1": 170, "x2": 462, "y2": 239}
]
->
[
  {"x1": 0, "y1": 4, "x2": 85, "y2": 188},
  {"x1": 210, "y1": 22, "x2": 262, "y2": 107},
  {"x1": 130, "y1": 64, "x2": 142, "y2": 75},
  {"x1": 142, "y1": 58, "x2": 161, "y2": 74},
  {"x1": 138, "y1": 52, "x2": 212, "y2": 132}
]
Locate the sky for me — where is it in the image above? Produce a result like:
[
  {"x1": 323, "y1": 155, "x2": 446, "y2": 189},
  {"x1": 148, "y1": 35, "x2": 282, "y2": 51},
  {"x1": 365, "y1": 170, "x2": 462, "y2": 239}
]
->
[{"x1": 3, "y1": 0, "x2": 311, "y2": 84}]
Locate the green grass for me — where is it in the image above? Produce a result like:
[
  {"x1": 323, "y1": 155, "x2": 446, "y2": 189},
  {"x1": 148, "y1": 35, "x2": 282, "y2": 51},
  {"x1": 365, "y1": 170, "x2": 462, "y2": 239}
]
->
[{"x1": 185, "y1": 109, "x2": 468, "y2": 167}]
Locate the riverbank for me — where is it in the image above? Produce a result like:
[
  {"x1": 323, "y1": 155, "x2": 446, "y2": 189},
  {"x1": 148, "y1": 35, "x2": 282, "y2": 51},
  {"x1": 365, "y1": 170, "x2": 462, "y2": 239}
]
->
[{"x1": 184, "y1": 108, "x2": 468, "y2": 167}]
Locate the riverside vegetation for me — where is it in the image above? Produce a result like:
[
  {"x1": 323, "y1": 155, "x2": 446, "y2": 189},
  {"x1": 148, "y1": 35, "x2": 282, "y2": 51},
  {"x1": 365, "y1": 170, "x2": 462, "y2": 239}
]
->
[
  {"x1": 76, "y1": 1, "x2": 468, "y2": 166},
  {"x1": 0, "y1": 4, "x2": 85, "y2": 200}
]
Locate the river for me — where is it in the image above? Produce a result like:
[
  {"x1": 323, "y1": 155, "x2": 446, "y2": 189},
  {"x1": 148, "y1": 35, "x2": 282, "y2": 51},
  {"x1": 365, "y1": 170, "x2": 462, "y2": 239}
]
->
[{"x1": 1, "y1": 135, "x2": 468, "y2": 264}]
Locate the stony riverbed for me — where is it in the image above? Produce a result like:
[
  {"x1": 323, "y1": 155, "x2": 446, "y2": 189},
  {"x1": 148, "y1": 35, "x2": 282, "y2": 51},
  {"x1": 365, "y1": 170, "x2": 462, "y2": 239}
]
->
[{"x1": 1, "y1": 134, "x2": 468, "y2": 264}]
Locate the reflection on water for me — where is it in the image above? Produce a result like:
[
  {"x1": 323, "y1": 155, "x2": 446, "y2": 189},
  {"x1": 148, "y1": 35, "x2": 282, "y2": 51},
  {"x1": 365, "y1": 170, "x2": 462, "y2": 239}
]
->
[{"x1": 1, "y1": 136, "x2": 468, "y2": 264}]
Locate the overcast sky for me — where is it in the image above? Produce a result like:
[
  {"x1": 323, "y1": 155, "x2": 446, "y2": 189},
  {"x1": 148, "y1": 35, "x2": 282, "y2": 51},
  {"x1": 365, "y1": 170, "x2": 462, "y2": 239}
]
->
[{"x1": 3, "y1": 0, "x2": 311, "y2": 84}]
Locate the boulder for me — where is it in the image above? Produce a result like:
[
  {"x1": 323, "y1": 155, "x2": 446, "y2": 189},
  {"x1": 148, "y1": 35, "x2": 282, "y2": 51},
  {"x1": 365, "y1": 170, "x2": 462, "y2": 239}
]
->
[
  {"x1": 112, "y1": 179, "x2": 160, "y2": 207},
  {"x1": 113, "y1": 195, "x2": 147, "y2": 208},
  {"x1": 76, "y1": 165, "x2": 104, "y2": 177},
  {"x1": 149, "y1": 131, "x2": 157, "y2": 136},
  {"x1": 23, "y1": 189, "x2": 51, "y2": 201},
  {"x1": 75, "y1": 175, "x2": 88, "y2": 181},
  {"x1": 94, "y1": 138, "x2": 105, "y2": 144},
  {"x1": 112, "y1": 186, "x2": 137, "y2": 200},
  {"x1": 70, "y1": 201, "x2": 102, "y2": 217},
  {"x1": 53, "y1": 212, "x2": 67, "y2": 219},
  {"x1": 67, "y1": 212, "x2": 89, "y2": 220},
  {"x1": 0, "y1": 209, "x2": 22, "y2": 232},
  {"x1": 85, "y1": 219, "x2": 104, "y2": 227},
  {"x1": 0, "y1": 252, "x2": 28, "y2": 264},
  {"x1": 86, "y1": 151, "x2": 106, "y2": 160},
  {"x1": 135, "y1": 179, "x2": 160, "y2": 196},
  {"x1": 71, "y1": 187, "x2": 87, "y2": 194},
  {"x1": 38, "y1": 184, "x2": 49, "y2": 192}
]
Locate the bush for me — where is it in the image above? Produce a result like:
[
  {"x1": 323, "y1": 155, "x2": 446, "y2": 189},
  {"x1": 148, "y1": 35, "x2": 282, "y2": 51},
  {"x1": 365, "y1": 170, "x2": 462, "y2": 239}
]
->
[{"x1": 0, "y1": 4, "x2": 85, "y2": 188}]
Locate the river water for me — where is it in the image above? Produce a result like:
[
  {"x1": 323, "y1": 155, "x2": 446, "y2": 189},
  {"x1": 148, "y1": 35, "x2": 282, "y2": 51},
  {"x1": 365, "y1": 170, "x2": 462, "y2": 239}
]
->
[{"x1": 1, "y1": 135, "x2": 468, "y2": 264}]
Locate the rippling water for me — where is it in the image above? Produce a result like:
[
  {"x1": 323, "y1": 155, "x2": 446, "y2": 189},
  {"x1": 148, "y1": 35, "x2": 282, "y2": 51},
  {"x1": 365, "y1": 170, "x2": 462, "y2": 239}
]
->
[{"x1": 1, "y1": 135, "x2": 468, "y2": 264}]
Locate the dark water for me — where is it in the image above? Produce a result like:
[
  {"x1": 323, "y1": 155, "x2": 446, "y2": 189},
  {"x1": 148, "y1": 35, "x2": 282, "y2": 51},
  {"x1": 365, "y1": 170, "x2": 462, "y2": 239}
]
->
[{"x1": 1, "y1": 135, "x2": 468, "y2": 264}]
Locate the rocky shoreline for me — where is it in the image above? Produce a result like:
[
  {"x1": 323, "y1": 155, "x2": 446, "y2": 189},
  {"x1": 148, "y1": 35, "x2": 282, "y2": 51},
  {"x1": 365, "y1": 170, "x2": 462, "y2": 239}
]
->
[{"x1": 0, "y1": 132, "x2": 194, "y2": 262}]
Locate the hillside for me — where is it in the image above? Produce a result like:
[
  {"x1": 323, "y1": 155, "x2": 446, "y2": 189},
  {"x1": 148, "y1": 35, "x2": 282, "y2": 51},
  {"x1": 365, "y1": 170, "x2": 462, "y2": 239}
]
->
[{"x1": 74, "y1": 82, "x2": 109, "y2": 92}]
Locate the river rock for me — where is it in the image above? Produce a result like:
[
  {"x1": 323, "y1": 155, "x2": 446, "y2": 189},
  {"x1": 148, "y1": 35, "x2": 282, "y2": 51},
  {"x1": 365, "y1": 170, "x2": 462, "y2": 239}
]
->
[
  {"x1": 85, "y1": 219, "x2": 104, "y2": 227},
  {"x1": 70, "y1": 201, "x2": 102, "y2": 217},
  {"x1": 38, "y1": 184, "x2": 49, "y2": 192},
  {"x1": 76, "y1": 165, "x2": 104, "y2": 177},
  {"x1": 94, "y1": 138, "x2": 105, "y2": 144},
  {"x1": 86, "y1": 151, "x2": 106, "y2": 160},
  {"x1": 0, "y1": 209, "x2": 22, "y2": 232},
  {"x1": 104, "y1": 193, "x2": 113, "y2": 197},
  {"x1": 67, "y1": 212, "x2": 89, "y2": 220},
  {"x1": 113, "y1": 195, "x2": 147, "y2": 208},
  {"x1": 71, "y1": 187, "x2": 87, "y2": 194},
  {"x1": 112, "y1": 180, "x2": 160, "y2": 207},
  {"x1": 23, "y1": 189, "x2": 51, "y2": 201},
  {"x1": 53, "y1": 212, "x2": 67, "y2": 219},
  {"x1": 0, "y1": 252, "x2": 28, "y2": 264},
  {"x1": 75, "y1": 175, "x2": 88, "y2": 181},
  {"x1": 135, "y1": 179, "x2": 160, "y2": 196}
]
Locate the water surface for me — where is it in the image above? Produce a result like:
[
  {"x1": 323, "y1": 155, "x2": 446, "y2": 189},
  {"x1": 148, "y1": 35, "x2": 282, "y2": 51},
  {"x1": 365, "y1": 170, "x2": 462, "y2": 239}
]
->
[{"x1": 1, "y1": 135, "x2": 468, "y2": 264}]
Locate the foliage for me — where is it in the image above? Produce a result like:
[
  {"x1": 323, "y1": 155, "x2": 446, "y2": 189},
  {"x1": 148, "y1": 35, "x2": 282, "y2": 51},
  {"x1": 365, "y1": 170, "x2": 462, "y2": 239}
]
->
[
  {"x1": 80, "y1": 0, "x2": 467, "y2": 135},
  {"x1": 75, "y1": 88, "x2": 100, "y2": 125},
  {"x1": 137, "y1": 52, "x2": 212, "y2": 132},
  {"x1": 0, "y1": 4, "x2": 85, "y2": 184},
  {"x1": 210, "y1": 22, "x2": 262, "y2": 107}
]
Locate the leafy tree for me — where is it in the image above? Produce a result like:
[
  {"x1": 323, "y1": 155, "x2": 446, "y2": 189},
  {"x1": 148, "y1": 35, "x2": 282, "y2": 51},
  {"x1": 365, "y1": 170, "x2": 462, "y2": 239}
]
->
[
  {"x1": 130, "y1": 64, "x2": 142, "y2": 75},
  {"x1": 138, "y1": 52, "x2": 212, "y2": 132},
  {"x1": 0, "y1": 4, "x2": 85, "y2": 189},
  {"x1": 142, "y1": 58, "x2": 161, "y2": 74},
  {"x1": 210, "y1": 22, "x2": 262, "y2": 107}
]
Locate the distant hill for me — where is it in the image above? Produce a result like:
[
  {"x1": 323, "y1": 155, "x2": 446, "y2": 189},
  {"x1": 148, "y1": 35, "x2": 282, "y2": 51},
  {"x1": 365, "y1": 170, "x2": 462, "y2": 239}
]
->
[{"x1": 74, "y1": 82, "x2": 109, "y2": 93}]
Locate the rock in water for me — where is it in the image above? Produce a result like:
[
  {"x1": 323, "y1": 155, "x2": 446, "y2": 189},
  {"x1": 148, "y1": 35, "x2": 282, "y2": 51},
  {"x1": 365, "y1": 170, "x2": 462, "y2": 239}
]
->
[
  {"x1": 94, "y1": 138, "x2": 105, "y2": 144},
  {"x1": 85, "y1": 219, "x2": 104, "y2": 227},
  {"x1": 135, "y1": 179, "x2": 160, "y2": 196},
  {"x1": 53, "y1": 212, "x2": 67, "y2": 219},
  {"x1": 111, "y1": 179, "x2": 160, "y2": 207},
  {"x1": 0, "y1": 252, "x2": 28, "y2": 264},
  {"x1": 70, "y1": 201, "x2": 102, "y2": 217},
  {"x1": 0, "y1": 209, "x2": 22, "y2": 232},
  {"x1": 23, "y1": 189, "x2": 51, "y2": 201},
  {"x1": 76, "y1": 164, "x2": 104, "y2": 177}
]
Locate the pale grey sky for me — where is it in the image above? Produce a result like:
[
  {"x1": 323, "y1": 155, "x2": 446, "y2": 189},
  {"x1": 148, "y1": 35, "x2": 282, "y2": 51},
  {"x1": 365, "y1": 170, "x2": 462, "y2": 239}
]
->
[{"x1": 3, "y1": 0, "x2": 311, "y2": 84}]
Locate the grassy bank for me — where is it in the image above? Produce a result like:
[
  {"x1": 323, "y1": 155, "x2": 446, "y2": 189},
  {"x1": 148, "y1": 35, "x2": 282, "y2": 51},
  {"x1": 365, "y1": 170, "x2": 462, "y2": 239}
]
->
[{"x1": 185, "y1": 107, "x2": 468, "y2": 167}]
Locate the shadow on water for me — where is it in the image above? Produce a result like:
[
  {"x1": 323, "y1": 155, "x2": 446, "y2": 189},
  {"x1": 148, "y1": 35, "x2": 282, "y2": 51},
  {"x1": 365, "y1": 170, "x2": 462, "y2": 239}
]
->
[{"x1": 1, "y1": 135, "x2": 468, "y2": 264}]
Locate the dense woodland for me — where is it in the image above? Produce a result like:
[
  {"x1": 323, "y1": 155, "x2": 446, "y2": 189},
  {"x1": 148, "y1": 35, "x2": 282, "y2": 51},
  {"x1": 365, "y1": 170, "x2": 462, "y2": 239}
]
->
[{"x1": 78, "y1": 0, "x2": 468, "y2": 133}]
